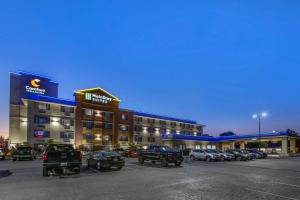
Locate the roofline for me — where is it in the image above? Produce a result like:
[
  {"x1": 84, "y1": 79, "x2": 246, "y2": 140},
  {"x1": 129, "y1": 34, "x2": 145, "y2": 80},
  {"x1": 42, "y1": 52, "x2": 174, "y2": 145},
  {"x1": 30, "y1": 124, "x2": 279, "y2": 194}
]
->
[
  {"x1": 23, "y1": 94, "x2": 76, "y2": 106},
  {"x1": 134, "y1": 111, "x2": 203, "y2": 125},
  {"x1": 74, "y1": 87, "x2": 121, "y2": 102},
  {"x1": 162, "y1": 130, "x2": 296, "y2": 142},
  {"x1": 9, "y1": 71, "x2": 58, "y2": 84}
]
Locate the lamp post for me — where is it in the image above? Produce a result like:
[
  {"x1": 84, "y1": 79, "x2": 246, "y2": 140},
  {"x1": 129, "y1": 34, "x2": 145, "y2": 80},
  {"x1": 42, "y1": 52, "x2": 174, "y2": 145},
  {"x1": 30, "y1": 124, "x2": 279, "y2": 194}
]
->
[{"x1": 252, "y1": 112, "x2": 268, "y2": 151}]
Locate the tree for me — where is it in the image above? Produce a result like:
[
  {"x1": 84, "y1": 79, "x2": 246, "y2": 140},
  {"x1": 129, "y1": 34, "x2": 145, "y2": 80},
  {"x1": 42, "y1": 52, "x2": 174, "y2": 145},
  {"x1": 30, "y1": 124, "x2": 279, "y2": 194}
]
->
[{"x1": 219, "y1": 131, "x2": 236, "y2": 137}]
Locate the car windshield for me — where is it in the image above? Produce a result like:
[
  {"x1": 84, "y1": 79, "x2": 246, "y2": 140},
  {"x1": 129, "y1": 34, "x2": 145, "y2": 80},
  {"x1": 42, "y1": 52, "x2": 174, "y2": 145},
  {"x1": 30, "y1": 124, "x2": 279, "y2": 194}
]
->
[
  {"x1": 210, "y1": 150, "x2": 218, "y2": 153},
  {"x1": 18, "y1": 147, "x2": 32, "y2": 151},
  {"x1": 47, "y1": 145, "x2": 73, "y2": 151},
  {"x1": 160, "y1": 146, "x2": 178, "y2": 152},
  {"x1": 102, "y1": 151, "x2": 120, "y2": 157},
  {"x1": 205, "y1": 150, "x2": 213, "y2": 153}
]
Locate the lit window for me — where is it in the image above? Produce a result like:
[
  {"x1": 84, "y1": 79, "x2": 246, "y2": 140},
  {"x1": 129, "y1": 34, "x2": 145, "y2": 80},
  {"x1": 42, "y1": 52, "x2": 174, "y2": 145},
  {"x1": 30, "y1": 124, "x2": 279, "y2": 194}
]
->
[{"x1": 84, "y1": 109, "x2": 93, "y2": 116}]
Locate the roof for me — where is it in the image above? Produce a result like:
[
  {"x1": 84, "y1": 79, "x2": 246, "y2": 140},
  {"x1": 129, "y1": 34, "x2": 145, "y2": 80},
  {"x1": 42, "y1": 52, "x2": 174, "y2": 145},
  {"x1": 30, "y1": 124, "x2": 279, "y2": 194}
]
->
[
  {"x1": 74, "y1": 87, "x2": 121, "y2": 102},
  {"x1": 162, "y1": 130, "x2": 294, "y2": 142},
  {"x1": 24, "y1": 94, "x2": 76, "y2": 106},
  {"x1": 10, "y1": 71, "x2": 58, "y2": 84},
  {"x1": 134, "y1": 111, "x2": 200, "y2": 125}
]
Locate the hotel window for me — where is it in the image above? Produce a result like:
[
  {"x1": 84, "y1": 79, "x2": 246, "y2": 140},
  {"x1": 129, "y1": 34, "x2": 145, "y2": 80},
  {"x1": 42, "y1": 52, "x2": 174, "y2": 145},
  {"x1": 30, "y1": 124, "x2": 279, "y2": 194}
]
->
[
  {"x1": 119, "y1": 125, "x2": 129, "y2": 131},
  {"x1": 159, "y1": 120, "x2": 166, "y2": 125},
  {"x1": 170, "y1": 122, "x2": 177, "y2": 127},
  {"x1": 60, "y1": 132, "x2": 74, "y2": 139},
  {"x1": 134, "y1": 135, "x2": 143, "y2": 142},
  {"x1": 33, "y1": 130, "x2": 50, "y2": 138},
  {"x1": 134, "y1": 125, "x2": 143, "y2": 132},
  {"x1": 83, "y1": 133, "x2": 94, "y2": 140},
  {"x1": 34, "y1": 115, "x2": 50, "y2": 124},
  {"x1": 102, "y1": 112, "x2": 113, "y2": 118},
  {"x1": 147, "y1": 137, "x2": 155, "y2": 143},
  {"x1": 61, "y1": 119, "x2": 74, "y2": 127},
  {"x1": 147, "y1": 119, "x2": 155, "y2": 124},
  {"x1": 61, "y1": 106, "x2": 74, "y2": 113},
  {"x1": 34, "y1": 102, "x2": 50, "y2": 110},
  {"x1": 195, "y1": 145, "x2": 201, "y2": 150},
  {"x1": 103, "y1": 123, "x2": 113, "y2": 130},
  {"x1": 147, "y1": 127, "x2": 155, "y2": 133},
  {"x1": 120, "y1": 114, "x2": 128, "y2": 120},
  {"x1": 120, "y1": 135, "x2": 128, "y2": 141},
  {"x1": 83, "y1": 121, "x2": 94, "y2": 129},
  {"x1": 84, "y1": 109, "x2": 93, "y2": 116}
]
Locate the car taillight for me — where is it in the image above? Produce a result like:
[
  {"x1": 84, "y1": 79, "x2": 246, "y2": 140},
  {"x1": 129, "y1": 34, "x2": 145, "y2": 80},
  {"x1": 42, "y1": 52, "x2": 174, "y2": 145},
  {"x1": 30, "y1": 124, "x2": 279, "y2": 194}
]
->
[
  {"x1": 79, "y1": 152, "x2": 83, "y2": 161},
  {"x1": 42, "y1": 152, "x2": 47, "y2": 161}
]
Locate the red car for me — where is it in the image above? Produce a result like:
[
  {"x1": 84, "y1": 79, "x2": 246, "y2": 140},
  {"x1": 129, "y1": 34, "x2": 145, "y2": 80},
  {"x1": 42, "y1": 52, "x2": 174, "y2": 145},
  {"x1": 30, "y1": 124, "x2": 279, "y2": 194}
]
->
[{"x1": 122, "y1": 149, "x2": 137, "y2": 158}]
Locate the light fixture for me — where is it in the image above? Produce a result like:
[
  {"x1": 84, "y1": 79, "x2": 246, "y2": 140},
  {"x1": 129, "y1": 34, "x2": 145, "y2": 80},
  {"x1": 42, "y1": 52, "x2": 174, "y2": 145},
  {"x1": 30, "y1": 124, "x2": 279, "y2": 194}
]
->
[{"x1": 261, "y1": 112, "x2": 268, "y2": 118}]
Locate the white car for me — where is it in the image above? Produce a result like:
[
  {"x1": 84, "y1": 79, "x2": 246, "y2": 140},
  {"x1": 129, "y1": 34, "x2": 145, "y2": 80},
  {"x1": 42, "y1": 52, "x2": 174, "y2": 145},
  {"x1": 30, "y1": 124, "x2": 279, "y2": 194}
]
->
[{"x1": 189, "y1": 149, "x2": 220, "y2": 161}]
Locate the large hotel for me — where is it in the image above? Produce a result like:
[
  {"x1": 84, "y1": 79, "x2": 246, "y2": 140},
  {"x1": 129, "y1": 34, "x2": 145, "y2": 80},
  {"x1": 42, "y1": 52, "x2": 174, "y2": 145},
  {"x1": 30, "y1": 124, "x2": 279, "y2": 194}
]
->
[
  {"x1": 9, "y1": 72, "x2": 298, "y2": 155},
  {"x1": 9, "y1": 72, "x2": 203, "y2": 150}
]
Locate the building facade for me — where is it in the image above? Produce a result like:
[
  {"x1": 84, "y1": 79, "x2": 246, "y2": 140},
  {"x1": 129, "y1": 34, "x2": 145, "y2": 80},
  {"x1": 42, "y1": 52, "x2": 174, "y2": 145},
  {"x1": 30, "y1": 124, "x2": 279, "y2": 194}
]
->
[{"x1": 9, "y1": 72, "x2": 204, "y2": 150}]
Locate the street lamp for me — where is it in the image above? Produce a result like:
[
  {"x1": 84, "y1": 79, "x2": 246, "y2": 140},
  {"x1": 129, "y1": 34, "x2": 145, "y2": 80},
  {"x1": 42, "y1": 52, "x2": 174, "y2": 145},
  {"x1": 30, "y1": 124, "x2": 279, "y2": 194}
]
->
[{"x1": 252, "y1": 112, "x2": 268, "y2": 150}]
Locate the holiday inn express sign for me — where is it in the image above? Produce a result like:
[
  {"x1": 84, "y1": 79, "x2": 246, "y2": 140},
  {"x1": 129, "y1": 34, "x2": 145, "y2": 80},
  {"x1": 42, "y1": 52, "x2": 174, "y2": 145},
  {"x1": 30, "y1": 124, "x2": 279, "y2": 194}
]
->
[{"x1": 85, "y1": 93, "x2": 113, "y2": 104}]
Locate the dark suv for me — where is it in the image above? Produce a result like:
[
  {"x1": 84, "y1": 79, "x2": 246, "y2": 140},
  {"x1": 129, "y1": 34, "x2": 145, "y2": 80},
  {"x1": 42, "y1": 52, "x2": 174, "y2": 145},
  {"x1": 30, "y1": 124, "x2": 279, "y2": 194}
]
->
[
  {"x1": 12, "y1": 146, "x2": 36, "y2": 161},
  {"x1": 138, "y1": 145, "x2": 183, "y2": 167}
]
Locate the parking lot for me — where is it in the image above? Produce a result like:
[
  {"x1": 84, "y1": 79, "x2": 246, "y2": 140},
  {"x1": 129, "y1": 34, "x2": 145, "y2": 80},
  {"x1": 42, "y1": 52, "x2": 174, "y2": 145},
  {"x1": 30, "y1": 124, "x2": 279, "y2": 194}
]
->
[{"x1": 0, "y1": 157, "x2": 300, "y2": 200}]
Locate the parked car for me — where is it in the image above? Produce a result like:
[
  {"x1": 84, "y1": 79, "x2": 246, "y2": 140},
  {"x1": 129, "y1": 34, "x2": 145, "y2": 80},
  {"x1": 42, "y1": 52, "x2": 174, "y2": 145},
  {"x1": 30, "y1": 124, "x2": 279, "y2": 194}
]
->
[
  {"x1": 122, "y1": 149, "x2": 138, "y2": 158},
  {"x1": 138, "y1": 145, "x2": 183, "y2": 167},
  {"x1": 87, "y1": 151, "x2": 124, "y2": 170},
  {"x1": 247, "y1": 149, "x2": 267, "y2": 159},
  {"x1": 0, "y1": 148, "x2": 5, "y2": 160},
  {"x1": 12, "y1": 146, "x2": 36, "y2": 161},
  {"x1": 42, "y1": 144, "x2": 82, "y2": 176},
  {"x1": 239, "y1": 150, "x2": 255, "y2": 160},
  {"x1": 190, "y1": 149, "x2": 221, "y2": 161},
  {"x1": 226, "y1": 149, "x2": 249, "y2": 161},
  {"x1": 212, "y1": 149, "x2": 235, "y2": 161}
]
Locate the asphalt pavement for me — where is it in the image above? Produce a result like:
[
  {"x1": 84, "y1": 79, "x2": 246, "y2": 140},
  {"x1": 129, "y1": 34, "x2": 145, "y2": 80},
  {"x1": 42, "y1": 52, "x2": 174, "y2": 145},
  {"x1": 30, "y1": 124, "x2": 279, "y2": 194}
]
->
[{"x1": 0, "y1": 157, "x2": 299, "y2": 200}]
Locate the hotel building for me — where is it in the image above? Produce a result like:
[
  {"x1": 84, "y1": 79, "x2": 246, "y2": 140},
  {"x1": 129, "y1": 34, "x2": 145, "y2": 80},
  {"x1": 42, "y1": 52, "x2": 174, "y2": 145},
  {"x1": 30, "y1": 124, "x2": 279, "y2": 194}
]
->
[
  {"x1": 9, "y1": 72, "x2": 204, "y2": 150},
  {"x1": 9, "y1": 72, "x2": 298, "y2": 155}
]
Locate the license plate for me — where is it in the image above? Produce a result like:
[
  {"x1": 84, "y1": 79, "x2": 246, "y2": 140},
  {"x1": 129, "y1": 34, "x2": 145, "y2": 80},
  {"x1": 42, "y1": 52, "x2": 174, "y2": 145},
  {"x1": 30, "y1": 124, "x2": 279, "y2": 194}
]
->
[{"x1": 60, "y1": 162, "x2": 68, "y2": 167}]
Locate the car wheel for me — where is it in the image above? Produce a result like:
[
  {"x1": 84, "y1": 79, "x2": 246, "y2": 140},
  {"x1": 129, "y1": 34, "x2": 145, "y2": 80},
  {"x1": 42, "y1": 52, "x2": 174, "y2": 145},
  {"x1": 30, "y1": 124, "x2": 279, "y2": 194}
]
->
[
  {"x1": 161, "y1": 158, "x2": 168, "y2": 167},
  {"x1": 190, "y1": 155, "x2": 195, "y2": 161},
  {"x1": 236, "y1": 156, "x2": 241, "y2": 161},
  {"x1": 174, "y1": 162, "x2": 181, "y2": 167},
  {"x1": 116, "y1": 166, "x2": 122, "y2": 171},
  {"x1": 12, "y1": 158, "x2": 16, "y2": 162},
  {"x1": 206, "y1": 156, "x2": 211, "y2": 162},
  {"x1": 220, "y1": 156, "x2": 225, "y2": 161},
  {"x1": 74, "y1": 167, "x2": 81, "y2": 174},
  {"x1": 138, "y1": 157, "x2": 144, "y2": 165},
  {"x1": 43, "y1": 167, "x2": 49, "y2": 176}
]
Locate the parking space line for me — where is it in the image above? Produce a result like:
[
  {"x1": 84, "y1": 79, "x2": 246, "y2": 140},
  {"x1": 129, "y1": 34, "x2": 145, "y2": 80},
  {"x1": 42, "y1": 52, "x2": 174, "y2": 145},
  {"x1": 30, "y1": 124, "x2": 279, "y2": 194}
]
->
[
  {"x1": 245, "y1": 188, "x2": 299, "y2": 200},
  {"x1": 273, "y1": 182, "x2": 300, "y2": 189}
]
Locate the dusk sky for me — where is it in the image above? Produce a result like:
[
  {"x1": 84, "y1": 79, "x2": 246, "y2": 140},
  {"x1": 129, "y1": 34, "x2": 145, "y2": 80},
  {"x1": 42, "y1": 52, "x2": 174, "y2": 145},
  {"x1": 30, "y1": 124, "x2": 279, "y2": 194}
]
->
[{"x1": 1, "y1": 1, "x2": 300, "y2": 137}]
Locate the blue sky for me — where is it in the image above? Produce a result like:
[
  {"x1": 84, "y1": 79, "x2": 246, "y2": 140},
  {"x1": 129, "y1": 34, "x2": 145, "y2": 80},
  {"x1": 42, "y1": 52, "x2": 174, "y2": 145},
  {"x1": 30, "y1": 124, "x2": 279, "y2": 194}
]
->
[{"x1": 1, "y1": 1, "x2": 300, "y2": 137}]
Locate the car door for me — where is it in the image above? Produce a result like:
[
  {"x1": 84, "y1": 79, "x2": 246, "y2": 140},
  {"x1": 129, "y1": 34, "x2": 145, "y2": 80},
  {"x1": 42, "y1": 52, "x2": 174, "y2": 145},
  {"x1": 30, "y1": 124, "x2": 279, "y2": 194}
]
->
[
  {"x1": 90, "y1": 153, "x2": 99, "y2": 167},
  {"x1": 193, "y1": 150, "x2": 201, "y2": 159},
  {"x1": 198, "y1": 150, "x2": 205, "y2": 159}
]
